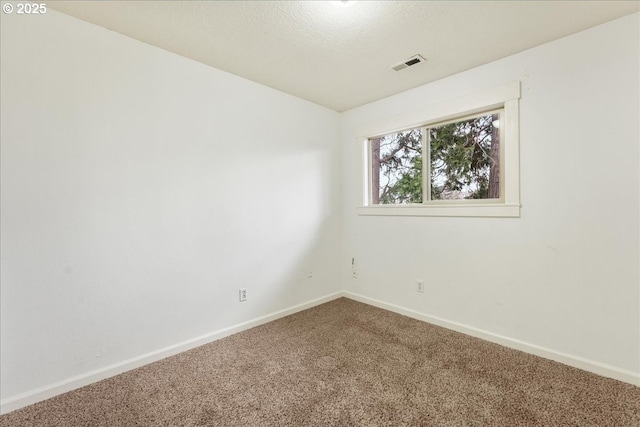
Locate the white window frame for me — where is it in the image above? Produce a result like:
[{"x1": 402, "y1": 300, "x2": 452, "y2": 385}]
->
[{"x1": 357, "y1": 82, "x2": 520, "y2": 218}]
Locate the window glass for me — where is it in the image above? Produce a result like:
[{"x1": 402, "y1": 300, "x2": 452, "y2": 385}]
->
[
  {"x1": 369, "y1": 111, "x2": 501, "y2": 205},
  {"x1": 430, "y1": 113, "x2": 500, "y2": 200},
  {"x1": 371, "y1": 128, "x2": 422, "y2": 204}
]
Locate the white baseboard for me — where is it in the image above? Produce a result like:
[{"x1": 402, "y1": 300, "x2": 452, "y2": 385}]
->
[
  {"x1": 0, "y1": 291, "x2": 344, "y2": 415},
  {"x1": 3, "y1": 290, "x2": 637, "y2": 415},
  {"x1": 343, "y1": 291, "x2": 640, "y2": 387}
]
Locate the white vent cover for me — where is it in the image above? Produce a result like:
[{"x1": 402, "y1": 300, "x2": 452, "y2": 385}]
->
[{"x1": 391, "y1": 54, "x2": 426, "y2": 71}]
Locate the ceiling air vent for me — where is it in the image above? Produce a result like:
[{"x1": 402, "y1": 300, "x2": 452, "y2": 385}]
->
[{"x1": 391, "y1": 54, "x2": 426, "y2": 71}]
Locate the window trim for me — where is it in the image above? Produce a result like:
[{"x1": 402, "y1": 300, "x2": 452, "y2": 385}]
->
[{"x1": 357, "y1": 82, "x2": 520, "y2": 218}]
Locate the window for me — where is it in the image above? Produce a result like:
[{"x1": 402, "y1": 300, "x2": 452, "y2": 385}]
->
[
  {"x1": 370, "y1": 111, "x2": 502, "y2": 204},
  {"x1": 358, "y1": 82, "x2": 520, "y2": 217}
]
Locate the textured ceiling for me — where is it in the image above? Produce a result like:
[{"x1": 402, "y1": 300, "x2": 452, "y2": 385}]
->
[{"x1": 48, "y1": 1, "x2": 639, "y2": 112}]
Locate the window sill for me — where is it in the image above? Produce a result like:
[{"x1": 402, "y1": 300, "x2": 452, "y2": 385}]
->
[{"x1": 357, "y1": 203, "x2": 520, "y2": 218}]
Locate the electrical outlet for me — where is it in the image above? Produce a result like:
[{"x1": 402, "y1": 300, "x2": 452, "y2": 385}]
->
[
  {"x1": 307, "y1": 271, "x2": 313, "y2": 279},
  {"x1": 417, "y1": 280, "x2": 424, "y2": 293},
  {"x1": 239, "y1": 288, "x2": 247, "y2": 302}
]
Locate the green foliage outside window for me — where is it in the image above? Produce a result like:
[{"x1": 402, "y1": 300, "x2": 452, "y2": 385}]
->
[{"x1": 371, "y1": 113, "x2": 500, "y2": 204}]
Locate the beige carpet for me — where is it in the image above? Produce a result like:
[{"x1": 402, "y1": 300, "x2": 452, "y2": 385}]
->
[{"x1": 1, "y1": 297, "x2": 639, "y2": 426}]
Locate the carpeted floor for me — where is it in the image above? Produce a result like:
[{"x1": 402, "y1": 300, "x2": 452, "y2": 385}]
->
[{"x1": 1, "y1": 297, "x2": 639, "y2": 426}]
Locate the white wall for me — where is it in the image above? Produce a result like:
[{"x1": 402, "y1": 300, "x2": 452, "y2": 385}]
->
[
  {"x1": 1, "y1": 10, "x2": 341, "y2": 402},
  {"x1": 341, "y1": 13, "x2": 639, "y2": 380}
]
